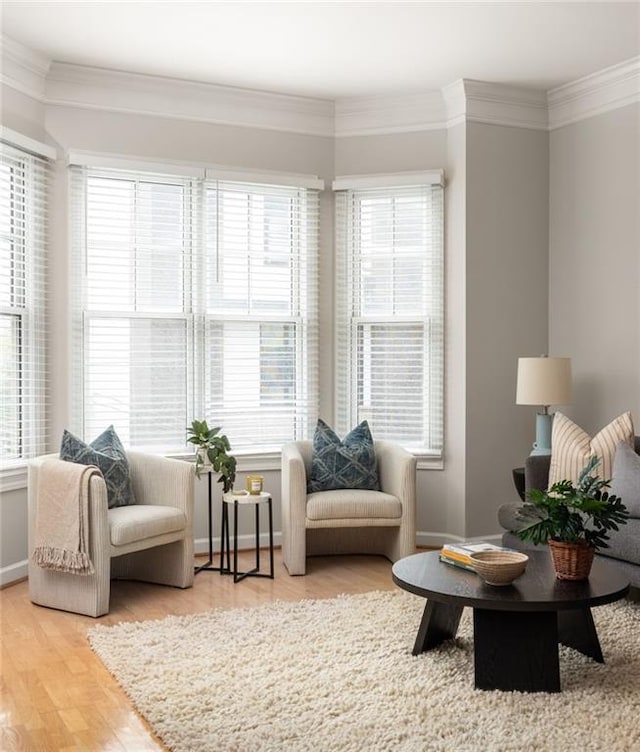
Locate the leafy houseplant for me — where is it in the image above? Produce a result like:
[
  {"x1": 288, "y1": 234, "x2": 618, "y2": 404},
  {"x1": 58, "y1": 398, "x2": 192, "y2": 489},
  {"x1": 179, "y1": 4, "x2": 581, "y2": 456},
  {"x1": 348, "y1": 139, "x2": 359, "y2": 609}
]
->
[
  {"x1": 186, "y1": 419, "x2": 236, "y2": 493},
  {"x1": 516, "y1": 455, "x2": 629, "y2": 579}
]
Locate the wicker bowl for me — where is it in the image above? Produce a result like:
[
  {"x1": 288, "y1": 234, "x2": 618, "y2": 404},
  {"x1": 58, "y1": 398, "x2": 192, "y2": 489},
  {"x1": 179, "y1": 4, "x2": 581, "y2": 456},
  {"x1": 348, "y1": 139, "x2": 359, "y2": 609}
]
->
[{"x1": 469, "y1": 551, "x2": 529, "y2": 586}]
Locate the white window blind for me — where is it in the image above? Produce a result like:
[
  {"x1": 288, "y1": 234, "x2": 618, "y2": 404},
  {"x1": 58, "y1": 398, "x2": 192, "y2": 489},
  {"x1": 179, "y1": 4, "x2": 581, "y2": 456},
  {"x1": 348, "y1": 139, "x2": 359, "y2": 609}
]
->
[
  {"x1": 0, "y1": 142, "x2": 49, "y2": 467},
  {"x1": 204, "y1": 181, "x2": 319, "y2": 449},
  {"x1": 335, "y1": 182, "x2": 444, "y2": 455},
  {"x1": 70, "y1": 166, "x2": 319, "y2": 454}
]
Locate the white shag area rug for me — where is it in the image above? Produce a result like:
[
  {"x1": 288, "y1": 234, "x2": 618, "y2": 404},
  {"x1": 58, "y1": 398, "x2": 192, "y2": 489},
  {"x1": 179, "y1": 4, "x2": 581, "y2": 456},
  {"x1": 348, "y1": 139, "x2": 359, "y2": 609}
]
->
[{"x1": 88, "y1": 590, "x2": 640, "y2": 752}]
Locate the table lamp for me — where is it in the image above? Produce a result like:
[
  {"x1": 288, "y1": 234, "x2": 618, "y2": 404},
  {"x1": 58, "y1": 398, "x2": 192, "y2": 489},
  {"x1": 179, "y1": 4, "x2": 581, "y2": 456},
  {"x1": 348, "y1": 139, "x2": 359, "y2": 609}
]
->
[{"x1": 516, "y1": 356, "x2": 572, "y2": 456}]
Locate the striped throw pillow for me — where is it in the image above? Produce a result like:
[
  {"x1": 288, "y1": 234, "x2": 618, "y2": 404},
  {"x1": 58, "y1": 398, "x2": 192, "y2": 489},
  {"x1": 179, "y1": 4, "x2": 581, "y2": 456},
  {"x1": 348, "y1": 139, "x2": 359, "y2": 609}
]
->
[{"x1": 548, "y1": 411, "x2": 634, "y2": 487}]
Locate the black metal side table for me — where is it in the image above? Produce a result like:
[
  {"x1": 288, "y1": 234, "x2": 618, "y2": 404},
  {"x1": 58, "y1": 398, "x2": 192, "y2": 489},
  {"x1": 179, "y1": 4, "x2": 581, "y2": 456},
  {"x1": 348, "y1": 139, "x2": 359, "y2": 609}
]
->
[
  {"x1": 194, "y1": 469, "x2": 230, "y2": 575},
  {"x1": 220, "y1": 491, "x2": 274, "y2": 583}
]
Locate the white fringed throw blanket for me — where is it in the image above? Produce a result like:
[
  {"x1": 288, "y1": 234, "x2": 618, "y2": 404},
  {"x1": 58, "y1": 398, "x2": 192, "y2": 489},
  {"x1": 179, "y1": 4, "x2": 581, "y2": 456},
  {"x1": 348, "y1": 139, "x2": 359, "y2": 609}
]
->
[{"x1": 32, "y1": 459, "x2": 100, "y2": 575}]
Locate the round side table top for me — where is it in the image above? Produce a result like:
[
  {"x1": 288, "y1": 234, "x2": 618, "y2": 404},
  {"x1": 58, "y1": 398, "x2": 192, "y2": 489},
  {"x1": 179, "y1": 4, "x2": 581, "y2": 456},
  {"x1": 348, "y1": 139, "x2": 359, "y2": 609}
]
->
[
  {"x1": 222, "y1": 490, "x2": 271, "y2": 504},
  {"x1": 392, "y1": 550, "x2": 629, "y2": 612}
]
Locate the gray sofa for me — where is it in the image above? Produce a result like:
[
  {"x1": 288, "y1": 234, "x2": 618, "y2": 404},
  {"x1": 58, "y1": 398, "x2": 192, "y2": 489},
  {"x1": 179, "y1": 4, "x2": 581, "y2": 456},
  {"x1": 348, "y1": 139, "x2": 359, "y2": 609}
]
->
[{"x1": 498, "y1": 436, "x2": 640, "y2": 595}]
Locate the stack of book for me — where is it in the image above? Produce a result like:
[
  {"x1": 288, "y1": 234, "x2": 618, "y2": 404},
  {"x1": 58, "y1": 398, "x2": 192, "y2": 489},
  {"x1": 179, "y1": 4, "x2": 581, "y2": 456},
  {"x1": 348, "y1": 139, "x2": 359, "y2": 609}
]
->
[{"x1": 439, "y1": 542, "x2": 507, "y2": 572}]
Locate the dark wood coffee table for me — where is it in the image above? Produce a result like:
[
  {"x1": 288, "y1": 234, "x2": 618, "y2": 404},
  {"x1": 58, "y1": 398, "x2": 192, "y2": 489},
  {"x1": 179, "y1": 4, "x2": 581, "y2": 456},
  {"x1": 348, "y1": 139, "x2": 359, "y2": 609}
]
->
[{"x1": 392, "y1": 550, "x2": 629, "y2": 692}]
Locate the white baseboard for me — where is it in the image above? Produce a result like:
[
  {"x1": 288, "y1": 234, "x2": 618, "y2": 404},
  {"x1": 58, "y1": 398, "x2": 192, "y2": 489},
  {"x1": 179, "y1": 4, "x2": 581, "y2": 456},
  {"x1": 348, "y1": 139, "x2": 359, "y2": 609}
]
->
[
  {"x1": 1, "y1": 559, "x2": 28, "y2": 587},
  {"x1": 195, "y1": 531, "x2": 282, "y2": 556},
  {"x1": 197, "y1": 531, "x2": 502, "y2": 555},
  {"x1": 1, "y1": 531, "x2": 502, "y2": 588},
  {"x1": 416, "y1": 531, "x2": 503, "y2": 549}
]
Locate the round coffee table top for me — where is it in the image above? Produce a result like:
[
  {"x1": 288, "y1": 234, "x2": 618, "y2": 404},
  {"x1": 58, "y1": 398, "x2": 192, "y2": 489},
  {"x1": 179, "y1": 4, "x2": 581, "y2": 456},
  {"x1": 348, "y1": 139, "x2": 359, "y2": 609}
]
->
[{"x1": 392, "y1": 550, "x2": 629, "y2": 612}]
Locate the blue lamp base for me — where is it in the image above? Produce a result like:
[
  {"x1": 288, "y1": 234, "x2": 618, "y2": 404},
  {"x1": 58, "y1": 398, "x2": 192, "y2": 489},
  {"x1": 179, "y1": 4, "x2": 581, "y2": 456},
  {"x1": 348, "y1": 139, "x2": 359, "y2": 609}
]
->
[{"x1": 529, "y1": 412, "x2": 553, "y2": 456}]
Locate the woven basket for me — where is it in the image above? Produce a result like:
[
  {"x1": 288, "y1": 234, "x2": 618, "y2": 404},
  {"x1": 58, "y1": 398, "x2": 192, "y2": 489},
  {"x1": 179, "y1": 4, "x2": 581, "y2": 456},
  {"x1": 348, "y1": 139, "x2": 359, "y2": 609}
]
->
[
  {"x1": 468, "y1": 551, "x2": 529, "y2": 586},
  {"x1": 548, "y1": 539, "x2": 595, "y2": 581}
]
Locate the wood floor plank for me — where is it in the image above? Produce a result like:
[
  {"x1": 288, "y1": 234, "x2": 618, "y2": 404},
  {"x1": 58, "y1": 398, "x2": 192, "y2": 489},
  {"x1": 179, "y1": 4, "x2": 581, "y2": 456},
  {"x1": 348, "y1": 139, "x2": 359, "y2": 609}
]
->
[{"x1": 0, "y1": 550, "x2": 400, "y2": 750}]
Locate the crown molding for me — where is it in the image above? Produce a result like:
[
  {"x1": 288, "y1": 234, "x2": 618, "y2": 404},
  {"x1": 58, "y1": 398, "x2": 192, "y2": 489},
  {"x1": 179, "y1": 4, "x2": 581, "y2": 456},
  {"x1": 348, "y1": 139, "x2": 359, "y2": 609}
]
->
[
  {"x1": 334, "y1": 91, "x2": 447, "y2": 137},
  {"x1": 464, "y1": 80, "x2": 548, "y2": 130},
  {"x1": 442, "y1": 79, "x2": 467, "y2": 128},
  {"x1": 547, "y1": 56, "x2": 640, "y2": 130},
  {"x1": 4, "y1": 36, "x2": 637, "y2": 137},
  {"x1": 1, "y1": 35, "x2": 50, "y2": 101},
  {"x1": 45, "y1": 62, "x2": 335, "y2": 137},
  {"x1": 334, "y1": 81, "x2": 548, "y2": 137},
  {"x1": 444, "y1": 79, "x2": 548, "y2": 130}
]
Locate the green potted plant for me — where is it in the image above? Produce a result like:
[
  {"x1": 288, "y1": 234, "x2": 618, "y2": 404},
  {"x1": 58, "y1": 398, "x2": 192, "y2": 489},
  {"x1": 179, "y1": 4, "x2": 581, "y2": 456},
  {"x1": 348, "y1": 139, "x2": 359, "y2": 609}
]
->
[
  {"x1": 186, "y1": 419, "x2": 237, "y2": 493},
  {"x1": 516, "y1": 455, "x2": 629, "y2": 580}
]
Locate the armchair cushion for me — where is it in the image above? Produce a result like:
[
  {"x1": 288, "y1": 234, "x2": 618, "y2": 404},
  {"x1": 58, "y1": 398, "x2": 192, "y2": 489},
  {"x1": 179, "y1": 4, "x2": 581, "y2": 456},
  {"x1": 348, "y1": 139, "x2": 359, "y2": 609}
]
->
[
  {"x1": 308, "y1": 419, "x2": 379, "y2": 492},
  {"x1": 60, "y1": 425, "x2": 136, "y2": 508},
  {"x1": 109, "y1": 505, "x2": 186, "y2": 547},
  {"x1": 306, "y1": 489, "x2": 401, "y2": 521}
]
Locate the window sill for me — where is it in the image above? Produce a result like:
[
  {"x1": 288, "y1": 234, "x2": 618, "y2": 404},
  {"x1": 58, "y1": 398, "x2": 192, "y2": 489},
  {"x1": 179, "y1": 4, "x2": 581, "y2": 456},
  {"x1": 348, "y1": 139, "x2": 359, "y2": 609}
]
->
[
  {"x1": 167, "y1": 450, "x2": 283, "y2": 473},
  {"x1": 416, "y1": 455, "x2": 444, "y2": 471},
  {"x1": 1, "y1": 448, "x2": 442, "y2": 495}
]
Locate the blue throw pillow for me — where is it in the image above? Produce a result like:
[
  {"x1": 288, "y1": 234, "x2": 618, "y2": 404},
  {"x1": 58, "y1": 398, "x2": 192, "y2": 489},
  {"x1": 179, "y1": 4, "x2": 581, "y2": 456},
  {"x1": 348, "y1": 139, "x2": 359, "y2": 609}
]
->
[
  {"x1": 60, "y1": 425, "x2": 136, "y2": 508},
  {"x1": 308, "y1": 419, "x2": 379, "y2": 493}
]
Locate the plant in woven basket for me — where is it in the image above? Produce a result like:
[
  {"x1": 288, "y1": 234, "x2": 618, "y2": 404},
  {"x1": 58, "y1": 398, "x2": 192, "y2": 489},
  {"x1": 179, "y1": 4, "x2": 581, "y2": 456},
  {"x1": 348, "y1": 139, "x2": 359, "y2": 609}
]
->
[
  {"x1": 186, "y1": 419, "x2": 236, "y2": 492},
  {"x1": 516, "y1": 455, "x2": 629, "y2": 552}
]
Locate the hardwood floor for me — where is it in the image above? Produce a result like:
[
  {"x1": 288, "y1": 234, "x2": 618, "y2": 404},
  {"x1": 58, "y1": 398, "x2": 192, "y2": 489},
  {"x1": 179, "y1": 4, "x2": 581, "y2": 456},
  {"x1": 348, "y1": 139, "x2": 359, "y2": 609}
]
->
[{"x1": 0, "y1": 550, "x2": 399, "y2": 751}]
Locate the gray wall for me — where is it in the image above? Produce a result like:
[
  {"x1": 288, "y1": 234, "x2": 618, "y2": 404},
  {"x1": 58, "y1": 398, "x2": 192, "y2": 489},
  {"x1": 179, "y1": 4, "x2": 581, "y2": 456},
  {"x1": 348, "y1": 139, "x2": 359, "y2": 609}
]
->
[
  {"x1": 465, "y1": 122, "x2": 549, "y2": 536},
  {"x1": 334, "y1": 130, "x2": 447, "y2": 175},
  {"x1": 1, "y1": 85, "x2": 48, "y2": 141},
  {"x1": 549, "y1": 103, "x2": 640, "y2": 434}
]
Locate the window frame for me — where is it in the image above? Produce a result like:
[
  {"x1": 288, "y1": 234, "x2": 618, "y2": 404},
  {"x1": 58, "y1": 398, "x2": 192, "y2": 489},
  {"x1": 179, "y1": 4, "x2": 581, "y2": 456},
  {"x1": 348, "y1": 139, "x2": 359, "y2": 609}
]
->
[
  {"x1": 333, "y1": 174, "x2": 444, "y2": 460},
  {"x1": 70, "y1": 164, "x2": 320, "y2": 456},
  {"x1": 0, "y1": 135, "x2": 50, "y2": 475}
]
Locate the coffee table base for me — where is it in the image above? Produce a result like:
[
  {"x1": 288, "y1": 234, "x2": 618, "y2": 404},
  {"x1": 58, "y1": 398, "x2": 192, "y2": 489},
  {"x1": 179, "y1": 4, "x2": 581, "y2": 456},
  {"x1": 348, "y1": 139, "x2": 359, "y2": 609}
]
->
[
  {"x1": 474, "y1": 608, "x2": 560, "y2": 692},
  {"x1": 412, "y1": 600, "x2": 463, "y2": 653},
  {"x1": 413, "y1": 600, "x2": 605, "y2": 692}
]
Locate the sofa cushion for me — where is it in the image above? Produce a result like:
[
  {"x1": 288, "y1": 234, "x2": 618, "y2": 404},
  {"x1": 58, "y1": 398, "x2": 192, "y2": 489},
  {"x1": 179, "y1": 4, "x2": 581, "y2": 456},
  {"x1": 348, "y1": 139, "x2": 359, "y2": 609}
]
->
[
  {"x1": 548, "y1": 411, "x2": 634, "y2": 487},
  {"x1": 306, "y1": 489, "x2": 401, "y2": 521},
  {"x1": 497, "y1": 502, "x2": 525, "y2": 532},
  {"x1": 610, "y1": 441, "x2": 640, "y2": 518},
  {"x1": 308, "y1": 419, "x2": 379, "y2": 493},
  {"x1": 109, "y1": 505, "x2": 186, "y2": 547},
  {"x1": 60, "y1": 425, "x2": 136, "y2": 509},
  {"x1": 601, "y1": 517, "x2": 640, "y2": 567}
]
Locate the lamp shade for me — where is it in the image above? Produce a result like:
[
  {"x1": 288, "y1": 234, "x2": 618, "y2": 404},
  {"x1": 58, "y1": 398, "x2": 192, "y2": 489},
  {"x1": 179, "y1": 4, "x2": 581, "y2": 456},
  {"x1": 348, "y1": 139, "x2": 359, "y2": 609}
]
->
[{"x1": 516, "y1": 357, "x2": 572, "y2": 407}]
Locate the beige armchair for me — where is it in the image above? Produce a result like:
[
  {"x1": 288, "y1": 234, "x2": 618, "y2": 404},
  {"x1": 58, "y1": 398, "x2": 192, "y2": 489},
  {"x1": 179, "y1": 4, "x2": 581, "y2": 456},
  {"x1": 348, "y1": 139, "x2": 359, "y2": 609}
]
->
[
  {"x1": 28, "y1": 451, "x2": 194, "y2": 617},
  {"x1": 281, "y1": 440, "x2": 417, "y2": 575}
]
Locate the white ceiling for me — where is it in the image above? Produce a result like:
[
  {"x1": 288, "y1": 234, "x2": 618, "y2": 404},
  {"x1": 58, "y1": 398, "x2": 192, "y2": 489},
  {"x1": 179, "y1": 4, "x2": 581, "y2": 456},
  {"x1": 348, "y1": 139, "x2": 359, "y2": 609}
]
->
[{"x1": 2, "y1": 1, "x2": 639, "y2": 100}]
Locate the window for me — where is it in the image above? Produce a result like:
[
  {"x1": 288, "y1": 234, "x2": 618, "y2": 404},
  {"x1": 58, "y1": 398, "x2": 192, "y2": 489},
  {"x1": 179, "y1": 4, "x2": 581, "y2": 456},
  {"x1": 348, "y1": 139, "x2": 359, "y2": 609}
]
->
[
  {"x1": 0, "y1": 141, "x2": 48, "y2": 468},
  {"x1": 334, "y1": 175, "x2": 444, "y2": 455},
  {"x1": 70, "y1": 165, "x2": 319, "y2": 454}
]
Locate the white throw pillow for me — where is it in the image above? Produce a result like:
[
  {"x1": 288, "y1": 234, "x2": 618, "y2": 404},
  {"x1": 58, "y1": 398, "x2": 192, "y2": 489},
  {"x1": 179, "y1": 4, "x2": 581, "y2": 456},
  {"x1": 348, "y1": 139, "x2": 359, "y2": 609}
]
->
[{"x1": 548, "y1": 411, "x2": 634, "y2": 487}]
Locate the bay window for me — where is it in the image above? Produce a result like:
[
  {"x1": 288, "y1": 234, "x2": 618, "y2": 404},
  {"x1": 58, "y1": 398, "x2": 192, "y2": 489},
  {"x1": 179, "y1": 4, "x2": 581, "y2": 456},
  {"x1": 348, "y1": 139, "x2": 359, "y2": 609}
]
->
[{"x1": 71, "y1": 163, "x2": 319, "y2": 454}]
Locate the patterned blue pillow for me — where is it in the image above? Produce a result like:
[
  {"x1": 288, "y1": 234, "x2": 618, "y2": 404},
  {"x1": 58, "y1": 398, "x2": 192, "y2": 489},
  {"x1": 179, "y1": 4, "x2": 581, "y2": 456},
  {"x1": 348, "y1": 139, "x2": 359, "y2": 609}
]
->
[
  {"x1": 60, "y1": 426, "x2": 136, "y2": 508},
  {"x1": 308, "y1": 419, "x2": 379, "y2": 493}
]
